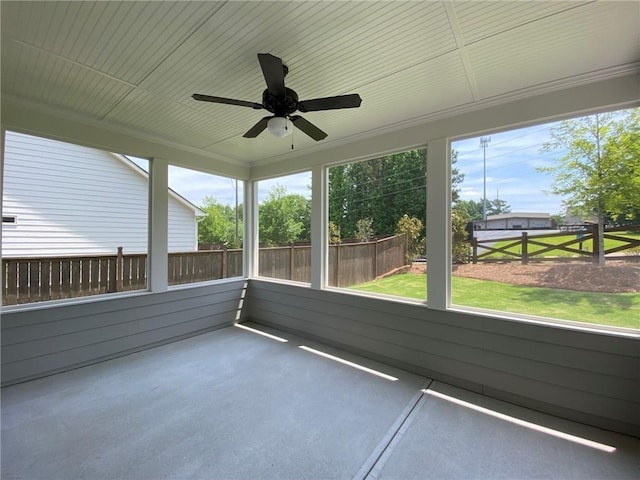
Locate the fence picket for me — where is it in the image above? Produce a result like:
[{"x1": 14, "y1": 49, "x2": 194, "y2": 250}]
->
[
  {"x1": 40, "y1": 261, "x2": 51, "y2": 301},
  {"x1": 29, "y1": 261, "x2": 40, "y2": 302},
  {"x1": 51, "y1": 260, "x2": 61, "y2": 300}
]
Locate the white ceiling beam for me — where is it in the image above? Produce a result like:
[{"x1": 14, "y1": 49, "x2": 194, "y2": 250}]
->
[{"x1": 443, "y1": 2, "x2": 480, "y2": 101}]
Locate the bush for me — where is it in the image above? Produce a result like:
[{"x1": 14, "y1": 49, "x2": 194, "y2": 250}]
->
[
  {"x1": 328, "y1": 221, "x2": 341, "y2": 245},
  {"x1": 356, "y1": 218, "x2": 374, "y2": 242},
  {"x1": 452, "y1": 209, "x2": 471, "y2": 263},
  {"x1": 396, "y1": 214, "x2": 424, "y2": 263}
]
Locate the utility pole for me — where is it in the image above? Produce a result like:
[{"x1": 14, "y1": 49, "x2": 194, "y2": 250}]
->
[{"x1": 479, "y1": 136, "x2": 491, "y2": 222}]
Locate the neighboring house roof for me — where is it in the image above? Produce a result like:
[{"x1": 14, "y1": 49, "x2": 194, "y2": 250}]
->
[
  {"x1": 115, "y1": 154, "x2": 205, "y2": 217},
  {"x1": 485, "y1": 212, "x2": 550, "y2": 221}
]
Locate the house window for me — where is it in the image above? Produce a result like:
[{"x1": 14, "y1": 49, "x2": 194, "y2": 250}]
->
[
  {"x1": 257, "y1": 172, "x2": 312, "y2": 284},
  {"x1": 450, "y1": 107, "x2": 639, "y2": 331},
  {"x1": 2, "y1": 131, "x2": 148, "y2": 306},
  {"x1": 166, "y1": 165, "x2": 244, "y2": 285},
  {"x1": 327, "y1": 148, "x2": 427, "y2": 301}
]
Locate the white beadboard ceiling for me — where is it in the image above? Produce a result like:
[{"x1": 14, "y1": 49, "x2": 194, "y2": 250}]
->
[{"x1": 1, "y1": 1, "x2": 638, "y2": 167}]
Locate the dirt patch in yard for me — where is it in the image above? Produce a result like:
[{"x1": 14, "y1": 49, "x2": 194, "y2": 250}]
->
[{"x1": 409, "y1": 259, "x2": 640, "y2": 293}]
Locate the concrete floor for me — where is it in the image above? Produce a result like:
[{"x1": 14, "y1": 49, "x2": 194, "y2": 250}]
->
[{"x1": 2, "y1": 323, "x2": 639, "y2": 480}]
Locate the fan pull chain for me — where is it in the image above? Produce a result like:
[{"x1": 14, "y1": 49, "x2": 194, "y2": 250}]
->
[{"x1": 291, "y1": 119, "x2": 295, "y2": 150}]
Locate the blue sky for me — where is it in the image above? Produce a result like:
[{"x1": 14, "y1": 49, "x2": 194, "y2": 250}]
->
[
  {"x1": 167, "y1": 168, "x2": 311, "y2": 207},
  {"x1": 452, "y1": 122, "x2": 565, "y2": 215},
  {"x1": 141, "y1": 122, "x2": 565, "y2": 215},
  {"x1": 130, "y1": 159, "x2": 312, "y2": 208},
  {"x1": 165, "y1": 107, "x2": 637, "y2": 216}
]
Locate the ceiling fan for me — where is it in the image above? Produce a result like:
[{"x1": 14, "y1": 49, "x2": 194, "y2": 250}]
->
[{"x1": 192, "y1": 53, "x2": 362, "y2": 141}]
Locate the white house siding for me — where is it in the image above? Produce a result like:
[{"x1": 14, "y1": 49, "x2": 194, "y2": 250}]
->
[
  {"x1": 168, "y1": 200, "x2": 198, "y2": 252},
  {"x1": 2, "y1": 131, "x2": 198, "y2": 257}
]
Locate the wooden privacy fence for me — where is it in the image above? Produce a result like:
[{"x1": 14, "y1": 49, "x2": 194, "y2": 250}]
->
[
  {"x1": 2, "y1": 247, "x2": 147, "y2": 305},
  {"x1": 3, "y1": 247, "x2": 242, "y2": 306},
  {"x1": 328, "y1": 233, "x2": 407, "y2": 287},
  {"x1": 3, "y1": 234, "x2": 407, "y2": 305},
  {"x1": 258, "y1": 245, "x2": 312, "y2": 283},
  {"x1": 169, "y1": 248, "x2": 242, "y2": 285},
  {"x1": 257, "y1": 233, "x2": 407, "y2": 287},
  {"x1": 472, "y1": 224, "x2": 640, "y2": 264}
]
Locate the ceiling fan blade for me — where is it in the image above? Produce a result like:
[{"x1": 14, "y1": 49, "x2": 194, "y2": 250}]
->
[
  {"x1": 243, "y1": 116, "x2": 272, "y2": 138},
  {"x1": 290, "y1": 115, "x2": 327, "y2": 141},
  {"x1": 257, "y1": 53, "x2": 286, "y2": 97},
  {"x1": 297, "y1": 93, "x2": 362, "y2": 113},
  {"x1": 193, "y1": 93, "x2": 262, "y2": 109}
]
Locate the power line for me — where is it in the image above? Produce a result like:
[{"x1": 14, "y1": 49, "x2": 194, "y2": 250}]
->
[
  {"x1": 462, "y1": 150, "x2": 560, "y2": 177},
  {"x1": 328, "y1": 159, "x2": 426, "y2": 189},
  {"x1": 328, "y1": 181, "x2": 426, "y2": 210}
]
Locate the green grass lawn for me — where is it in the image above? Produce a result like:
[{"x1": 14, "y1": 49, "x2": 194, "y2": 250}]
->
[
  {"x1": 351, "y1": 273, "x2": 640, "y2": 330},
  {"x1": 486, "y1": 231, "x2": 640, "y2": 259}
]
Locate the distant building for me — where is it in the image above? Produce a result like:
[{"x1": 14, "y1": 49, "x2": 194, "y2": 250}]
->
[
  {"x1": 473, "y1": 212, "x2": 551, "y2": 230},
  {"x1": 564, "y1": 211, "x2": 598, "y2": 227}
]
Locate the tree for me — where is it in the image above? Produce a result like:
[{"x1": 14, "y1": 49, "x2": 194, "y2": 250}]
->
[
  {"x1": 396, "y1": 214, "x2": 424, "y2": 262},
  {"x1": 329, "y1": 148, "x2": 427, "y2": 238},
  {"x1": 198, "y1": 196, "x2": 243, "y2": 248},
  {"x1": 355, "y1": 218, "x2": 374, "y2": 242},
  {"x1": 550, "y1": 213, "x2": 565, "y2": 228},
  {"x1": 485, "y1": 198, "x2": 511, "y2": 216},
  {"x1": 454, "y1": 197, "x2": 511, "y2": 222},
  {"x1": 451, "y1": 149, "x2": 464, "y2": 204},
  {"x1": 259, "y1": 185, "x2": 311, "y2": 246},
  {"x1": 538, "y1": 108, "x2": 640, "y2": 265},
  {"x1": 328, "y1": 221, "x2": 342, "y2": 245},
  {"x1": 455, "y1": 199, "x2": 484, "y2": 222},
  {"x1": 451, "y1": 208, "x2": 471, "y2": 263}
]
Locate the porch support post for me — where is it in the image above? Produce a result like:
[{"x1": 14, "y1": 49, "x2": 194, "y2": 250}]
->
[
  {"x1": 0, "y1": 128, "x2": 4, "y2": 306},
  {"x1": 426, "y1": 138, "x2": 450, "y2": 311},
  {"x1": 310, "y1": 164, "x2": 327, "y2": 290},
  {"x1": 244, "y1": 179, "x2": 258, "y2": 278},
  {"x1": 148, "y1": 157, "x2": 168, "y2": 292}
]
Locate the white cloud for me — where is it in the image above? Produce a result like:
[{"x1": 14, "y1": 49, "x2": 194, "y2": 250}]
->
[{"x1": 452, "y1": 122, "x2": 568, "y2": 213}]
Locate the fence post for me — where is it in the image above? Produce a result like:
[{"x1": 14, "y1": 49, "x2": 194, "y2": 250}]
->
[
  {"x1": 592, "y1": 223, "x2": 600, "y2": 265},
  {"x1": 472, "y1": 237, "x2": 478, "y2": 264},
  {"x1": 336, "y1": 243, "x2": 341, "y2": 287},
  {"x1": 374, "y1": 240, "x2": 378, "y2": 278},
  {"x1": 116, "y1": 246, "x2": 123, "y2": 292},
  {"x1": 222, "y1": 245, "x2": 228, "y2": 279},
  {"x1": 290, "y1": 245, "x2": 295, "y2": 280},
  {"x1": 521, "y1": 232, "x2": 528, "y2": 265},
  {"x1": 404, "y1": 232, "x2": 408, "y2": 265}
]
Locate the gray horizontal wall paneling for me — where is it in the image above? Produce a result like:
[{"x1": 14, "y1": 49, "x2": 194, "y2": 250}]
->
[
  {"x1": 1, "y1": 279, "x2": 247, "y2": 386},
  {"x1": 245, "y1": 280, "x2": 640, "y2": 437}
]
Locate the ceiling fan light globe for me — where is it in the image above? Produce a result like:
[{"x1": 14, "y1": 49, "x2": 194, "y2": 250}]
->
[{"x1": 267, "y1": 117, "x2": 292, "y2": 137}]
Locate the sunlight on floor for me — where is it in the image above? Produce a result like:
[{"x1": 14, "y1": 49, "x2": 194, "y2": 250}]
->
[
  {"x1": 234, "y1": 323, "x2": 288, "y2": 342},
  {"x1": 423, "y1": 389, "x2": 616, "y2": 453},
  {"x1": 299, "y1": 345, "x2": 399, "y2": 381}
]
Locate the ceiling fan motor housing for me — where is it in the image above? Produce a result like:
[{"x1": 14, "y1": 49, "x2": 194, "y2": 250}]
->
[{"x1": 262, "y1": 87, "x2": 298, "y2": 116}]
